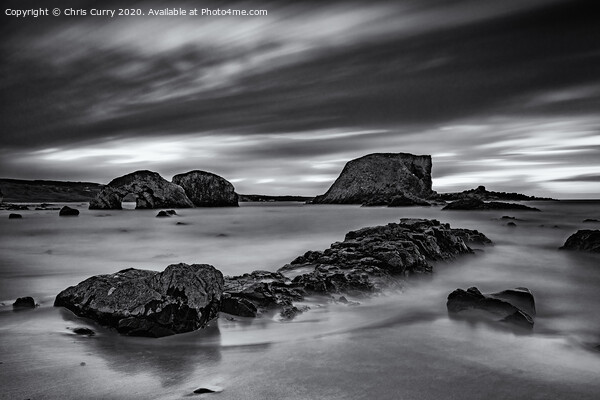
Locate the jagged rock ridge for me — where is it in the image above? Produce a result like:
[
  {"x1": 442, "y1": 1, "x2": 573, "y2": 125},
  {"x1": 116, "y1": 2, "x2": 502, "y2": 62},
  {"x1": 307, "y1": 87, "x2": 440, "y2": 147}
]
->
[{"x1": 311, "y1": 153, "x2": 435, "y2": 205}]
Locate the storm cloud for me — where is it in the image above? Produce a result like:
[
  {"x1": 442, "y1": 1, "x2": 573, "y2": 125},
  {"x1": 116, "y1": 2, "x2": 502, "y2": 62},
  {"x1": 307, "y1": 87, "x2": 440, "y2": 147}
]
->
[{"x1": 1, "y1": 0, "x2": 599, "y2": 198}]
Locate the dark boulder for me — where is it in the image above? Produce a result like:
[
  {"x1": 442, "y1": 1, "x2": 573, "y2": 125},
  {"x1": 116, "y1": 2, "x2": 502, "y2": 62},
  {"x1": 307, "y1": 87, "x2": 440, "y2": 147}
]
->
[
  {"x1": 156, "y1": 211, "x2": 171, "y2": 217},
  {"x1": 442, "y1": 199, "x2": 540, "y2": 211},
  {"x1": 89, "y1": 170, "x2": 193, "y2": 210},
  {"x1": 312, "y1": 153, "x2": 434, "y2": 205},
  {"x1": 172, "y1": 170, "x2": 238, "y2": 207},
  {"x1": 560, "y1": 230, "x2": 600, "y2": 253},
  {"x1": 583, "y1": 219, "x2": 599, "y2": 223},
  {"x1": 447, "y1": 287, "x2": 535, "y2": 329},
  {"x1": 72, "y1": 327, "x2": 95, "y2": 336},
  {"x1": 59, "y1": 206, "x2": 80, "y2": 216},
  {"x1": 54, "y1": 263, "x2": 224, "y2": 337},
  {"x1": 13, "y1": 296, "x2": 36, "y2": 309},
  {"x1": 8, "y1": 213, "x2": 22, "y2": 219}
]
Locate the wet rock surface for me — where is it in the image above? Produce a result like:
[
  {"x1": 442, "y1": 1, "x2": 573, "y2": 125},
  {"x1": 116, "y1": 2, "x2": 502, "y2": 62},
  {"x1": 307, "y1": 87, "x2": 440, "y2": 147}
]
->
[
  {"x1": 447, "y1": 287, "x2": 535, "y2": 329},
  {"x1": 172, "y1": 170, "x2": 238, "y2": 207},
  {"x1": 223, "y1": 219, "x2": 491, "y2": 318},
  {"x1": 442, "y1": 198, "x2": 540, "y2": 211},
  {"x1": 55, "y1": 263, "x2": 224, "y2": 337},
  {"x1": 89, "y1": 170, "x2": 193, "y2": 210},
  {"x1": 560, "y1": 230, "x2": 600, "y2": 253}
]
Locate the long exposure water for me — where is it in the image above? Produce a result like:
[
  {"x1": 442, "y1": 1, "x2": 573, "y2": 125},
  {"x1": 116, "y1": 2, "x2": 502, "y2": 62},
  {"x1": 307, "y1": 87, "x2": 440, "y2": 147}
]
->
[{"x1": 1, "y1": 201, "x2": 599, "y2": 399}]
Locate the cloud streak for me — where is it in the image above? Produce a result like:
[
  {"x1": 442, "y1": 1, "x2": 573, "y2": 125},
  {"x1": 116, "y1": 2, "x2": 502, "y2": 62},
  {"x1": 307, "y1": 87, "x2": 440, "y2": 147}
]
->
[{"x1": 0, "y1": 0, "x2": 599, "y2": 198}]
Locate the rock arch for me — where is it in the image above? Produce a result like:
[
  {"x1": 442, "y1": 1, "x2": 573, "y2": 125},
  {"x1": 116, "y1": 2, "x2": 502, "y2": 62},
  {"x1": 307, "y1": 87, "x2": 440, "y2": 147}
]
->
[{"x1": 89, "y1": 170, "x2": 194, "y2": 210}]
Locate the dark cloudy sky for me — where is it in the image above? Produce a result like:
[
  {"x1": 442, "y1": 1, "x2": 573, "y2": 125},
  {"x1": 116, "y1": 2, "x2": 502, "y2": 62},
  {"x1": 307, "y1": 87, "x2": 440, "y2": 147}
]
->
[{"x1": 1, "y1": 0, "x2": 599, "y2": 198}]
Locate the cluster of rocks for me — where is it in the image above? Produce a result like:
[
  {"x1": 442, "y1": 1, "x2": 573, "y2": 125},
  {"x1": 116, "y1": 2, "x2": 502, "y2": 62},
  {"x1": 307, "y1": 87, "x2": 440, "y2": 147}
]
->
[
  {"x1": 89, "y1": 170, "x2": 238, "y2": 210},
  {"x1": 447, "y1": 287, "x2": 536, "y2": 329},
  {"x1": 55, "y1": 219, "x2": 491, "y2": 337}
]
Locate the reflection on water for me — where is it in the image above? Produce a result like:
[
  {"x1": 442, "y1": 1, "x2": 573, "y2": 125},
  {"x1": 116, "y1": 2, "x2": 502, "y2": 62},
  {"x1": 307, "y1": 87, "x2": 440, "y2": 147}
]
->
[{"x1": 0, "y1": 201, "x2": 599, "y2": 399}]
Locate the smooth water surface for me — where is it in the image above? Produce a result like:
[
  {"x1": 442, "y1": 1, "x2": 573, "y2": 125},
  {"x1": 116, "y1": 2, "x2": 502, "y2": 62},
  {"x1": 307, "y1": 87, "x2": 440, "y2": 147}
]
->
[{"x1": 1, "y1": 201, "x2": 599, "y2": 399}]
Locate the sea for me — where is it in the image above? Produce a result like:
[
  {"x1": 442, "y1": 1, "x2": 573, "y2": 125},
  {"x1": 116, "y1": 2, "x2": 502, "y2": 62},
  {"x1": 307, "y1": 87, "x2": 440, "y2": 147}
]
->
[{"x1": 1, "y1": 201, "x2": 599, "y2": 399}]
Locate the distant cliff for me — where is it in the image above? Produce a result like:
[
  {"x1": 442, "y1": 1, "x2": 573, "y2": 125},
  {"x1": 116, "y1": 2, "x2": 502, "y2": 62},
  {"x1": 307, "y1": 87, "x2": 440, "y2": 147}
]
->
[
  {"x1": 0, "y1": 179, "x2": 102, "y2": 202},
  {"x1": 311, "y1": 153, "x2": 434, "y2": 205}
]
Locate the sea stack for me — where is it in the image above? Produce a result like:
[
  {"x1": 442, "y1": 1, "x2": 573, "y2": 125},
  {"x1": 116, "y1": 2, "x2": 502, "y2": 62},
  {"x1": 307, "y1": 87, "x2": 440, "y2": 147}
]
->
[
  {"x1": 312, "y1": 153, "x2": 434, "y2": 205},
  {"x1": 172, "y1": 170, "x2": 239, "y2": 207},
  {"x1": 89, "y1": 170, "x2": 194, "y2": 210}
]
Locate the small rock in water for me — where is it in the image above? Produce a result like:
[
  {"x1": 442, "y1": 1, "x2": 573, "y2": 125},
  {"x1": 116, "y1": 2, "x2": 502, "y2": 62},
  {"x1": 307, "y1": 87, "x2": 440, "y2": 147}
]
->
[
  {"x1": 176, "y1": 221, "x2": 188, "y2": 225},
  {"x1": 501, "y1": 216, "x2": 516, "y2": 220},
  {"x1": 280, "y1": 305, "x2": 310, "y2": 320},
  {"x1": 166, "y1": 209, "x2": 177, "y2": 215},
  {"x1": 73, "y1": 327, "x2": 95, "y2": 336},
  {"x1": 338, "y1": 296, "x2": 349, "y2": 304},
  {"x1": 59, "y1": 206, "x2": 79, "y2": 216},
  {"x1": 13, "y1": 297, "x2": 36, "y2": 309},
  {"x1": 8, "y1": 213, "x2": 22, "y2": 219},
  {"x1": 507, "y1": 222, "x2": 517, "y2": 227},
  {"x1": 583, "y1": 219, "x2": 599, "y2": 223},
  {"x1": 156, "y1": 210, "x2": 171, "y2": 217},
  {"x1": 193, "y1": 385, "x2": 223, "y2": 394},
  {"x1": 80, "y1": 362, "x2": 86, "y2": 366}
]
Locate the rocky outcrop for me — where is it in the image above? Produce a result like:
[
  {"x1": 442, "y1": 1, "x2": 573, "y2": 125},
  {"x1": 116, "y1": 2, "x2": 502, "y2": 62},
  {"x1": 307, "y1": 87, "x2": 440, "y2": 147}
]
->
[
  {"x1": 13, "y1": 296, "x2": 36, "y2": 309},
  {"x1": 311, "y1": 153, "x2": 434, "y2": 205},
  {"x1": 442, "y1": 198, "x2": 540, "y2": 211},
  {"x1": 447, "y1": 287, "x2": 535, "y2": 329},
  {"x1": 54, "y1": 263, "x2": 223, "y2": 337},
  {"x1": 437, "y1": 185, "x2": 553, "y2": 201},
  {"x1": 222, "y1": 219, "x2": 491, "y2": 318},
  {"x1": 560, "y1": 230, "x2": 600, "y2": 253},
  {"x1": 89, "y1": 170, "x2": 193, "y2": 210},
  {"x1": 59, "y1": 206, "x2": 80, "y2": 216},
  {"x1": 172, "y1": 170, "x2": 238, "y2": 207}
]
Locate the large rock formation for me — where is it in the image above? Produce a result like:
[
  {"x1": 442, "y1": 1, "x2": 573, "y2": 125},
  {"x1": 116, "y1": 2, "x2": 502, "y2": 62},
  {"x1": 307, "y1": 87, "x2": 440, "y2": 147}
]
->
[
  {"x1": 89, "y1": 170, "x2": 193, "y2": 210},
  {"x1": 222, "y1": 219, "x2": 491, "y2": 318},
  {"x1": 54, "y1": 263, "x2": 224, "y2": 337},
  {"x1": 560, "y1": 230, "x2": 600, "y2": 253},
  {"x1": 447, "y1": 287, "x2": 535, "y2": 329},
  {"x1": 311, "y1": 153, "x2": 434, "y2": 205},
  {"x1": 172, "y1": 170, "x2": 238, "y2": 207}
]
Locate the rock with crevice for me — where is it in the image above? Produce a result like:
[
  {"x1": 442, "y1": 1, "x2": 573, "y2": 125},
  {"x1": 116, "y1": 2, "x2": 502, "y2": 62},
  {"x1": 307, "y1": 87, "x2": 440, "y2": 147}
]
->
[
  {"x1": 172, "y1": 170, "x2": 238, "y2": 207},
  {"x1": 54, "y1": 263, "x2": 223, "y2": 337},
  {"x1": 89, "y1": 170, "x2": 193, "y2": 210}
]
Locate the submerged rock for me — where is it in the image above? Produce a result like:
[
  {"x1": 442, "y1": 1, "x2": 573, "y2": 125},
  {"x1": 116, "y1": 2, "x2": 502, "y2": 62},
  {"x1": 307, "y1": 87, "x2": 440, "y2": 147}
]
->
[
  {"x1": 442, "y1": 198, "x2": 540, "y2": 211},
  {"x1": 312, "y1": 153, "x2": 434, "y2": 205},
  {"x1": 172, "y1": 170, "x2": 238, "y2": 207},
  {"x1": 55, "y1": 263, "x2": 224, "y2": 337},
  {"x1": 13, "y1": 296, "x2": 36, "y2": 309},
  {"x1": 89, "y1": 170, "x2": 193, "y2": 210},
  {"x1": 560, "y1": 230, "x2": 600, "y2": 253},
  {"x1": 59, "y1": 206, "x2": 80, "y2": 216},
  {"x1": 447, "y1": 287, "x2": 535, "y2": 329}
]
